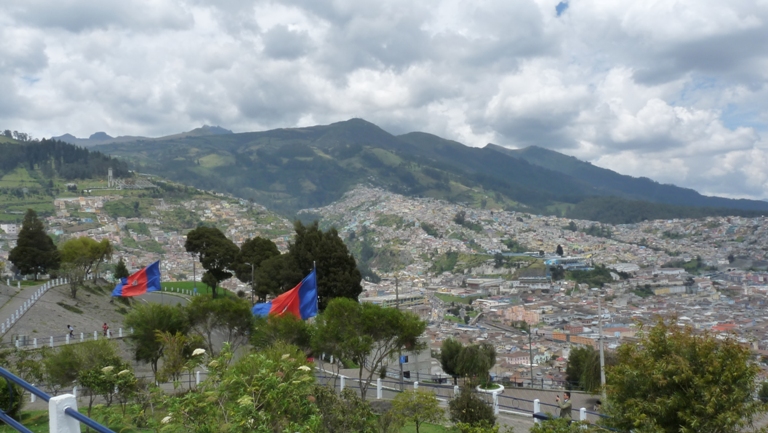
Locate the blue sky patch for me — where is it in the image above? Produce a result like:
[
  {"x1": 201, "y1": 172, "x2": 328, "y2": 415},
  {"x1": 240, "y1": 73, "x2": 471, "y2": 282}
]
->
[{"x1": 556, "y1": 1, "x2": 569, "y2": 16}]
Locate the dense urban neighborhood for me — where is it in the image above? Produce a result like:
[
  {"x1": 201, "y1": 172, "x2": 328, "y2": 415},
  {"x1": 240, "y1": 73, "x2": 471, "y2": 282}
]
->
[{"x1": 3, "y1": 183, "x2": 768, "y2": 391}]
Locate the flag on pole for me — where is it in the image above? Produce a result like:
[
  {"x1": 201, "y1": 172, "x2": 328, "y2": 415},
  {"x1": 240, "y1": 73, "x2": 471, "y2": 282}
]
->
[
  {"x1": 112, "y1": 261, "x2": 161, "y2": 297},
  {"x1": 252, "y1": 269, "x2": 318, "y2": 320}
]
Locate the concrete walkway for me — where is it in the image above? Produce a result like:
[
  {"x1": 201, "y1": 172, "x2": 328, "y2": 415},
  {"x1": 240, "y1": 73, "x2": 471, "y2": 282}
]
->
[{"x1": 0, "y1": 280, "x2": 56, "y2": 338}]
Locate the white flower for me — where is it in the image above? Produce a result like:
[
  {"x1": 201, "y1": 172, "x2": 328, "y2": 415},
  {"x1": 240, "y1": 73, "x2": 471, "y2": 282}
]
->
[
  {"x1": 161, "y1": 416, "x2": 172, "y2": 424},
  {"x1": 101, "y1": 366, "x2": 114, "y2": 373},
  {"x1": 117, "y1": 369, "x2": 131, "y2": 376},
  {"x1": 297, "y1": 366, "x2": 311, "y2": 372},
  {"x1": 192, "y1": 348, "x2": 206, "y2": 356}
]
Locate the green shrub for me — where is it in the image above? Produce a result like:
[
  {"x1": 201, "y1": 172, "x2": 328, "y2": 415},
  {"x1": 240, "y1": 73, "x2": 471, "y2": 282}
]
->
[
  {"x1": 0, "y1": 377, "x2": 24, "y2": 422},
  {"x1": 448, "y1": 385, "x2": 495, "y2": 427}
]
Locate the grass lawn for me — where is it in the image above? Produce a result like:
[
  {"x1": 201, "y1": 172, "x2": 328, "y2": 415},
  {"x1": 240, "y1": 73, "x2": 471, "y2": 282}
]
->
[
  {"x1": 20, "y1": 280, "x2": 48, "y2": 286},
  {"x1": 160, "y1": 281, "x2": 236, "y2": 297},
  {"x1": 435, "y1": 293, "x2": 485, "y2": 305},
  {"x1": 444, "y1": 314, "x2": 463, "y2": 324}
]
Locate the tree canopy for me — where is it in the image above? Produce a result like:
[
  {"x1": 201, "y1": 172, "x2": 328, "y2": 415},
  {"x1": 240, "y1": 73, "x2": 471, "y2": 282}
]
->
[
  {"x1": 233, "y1": 236, "x2": 280, "y2": 301},
  {"x1": 439, "y1": 338, "x2": 463, "y2": 385},
  {"x1": 59, "y1": 237, "x2": 112, "y2": 298},
  {"x1": 114, "y1": 257, "x2": 129, "y2": 280},
  {"x1": 8, "y1": 209, "x2": 60, "y2": 278},
  {"x1": 185, "y1": 295, "x2": 253, "y2": 357},
  {"x1": 289, "y1": 221, "x2": 363, "y2": 310},
  {"x1": 565, "y1": 345, "x2": 616, "y2": 393},
  {"x1": 313, "y1": 297, "x2": 426, "y2": 400},
  {"x1": 604, "y1": 319, "x2": 766, "y2": 433},
  {"x1": 124, "y1": 303, "x2": 189, "y2": 376},
  {"x1": 184, "y1": 226, "x2": 239, "y2": 298}
]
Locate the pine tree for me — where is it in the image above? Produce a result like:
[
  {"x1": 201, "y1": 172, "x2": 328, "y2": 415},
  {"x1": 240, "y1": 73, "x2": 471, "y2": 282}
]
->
[
  {"x1": 8, "y1": 209, "x2": 60, "y2": 279},
  {"x1": 114, "y1": 257, "x2": 129, "y2": 280},
  {"x1": 289, "y1": 221, "x2": 362, "y2": 310}
]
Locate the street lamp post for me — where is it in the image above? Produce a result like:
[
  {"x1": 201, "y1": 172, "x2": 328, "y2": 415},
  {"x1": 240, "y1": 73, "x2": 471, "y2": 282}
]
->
[
  {"x1": 598, "y1": 292, "x2": 606, "y2": 399},
  {"x1": 190, "y1": 252, "x2": 198, "y2": 294}
]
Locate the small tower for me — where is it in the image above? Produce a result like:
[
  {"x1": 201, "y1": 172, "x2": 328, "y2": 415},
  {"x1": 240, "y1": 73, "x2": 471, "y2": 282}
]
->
[{"x1": 108, "y1": 167, "x2": 113, "y2": 188}]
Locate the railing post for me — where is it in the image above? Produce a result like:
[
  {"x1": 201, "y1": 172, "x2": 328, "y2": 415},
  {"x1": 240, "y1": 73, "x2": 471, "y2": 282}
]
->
[
  {"x1": 414, "y1": 381, "x2": 419, "y2": 390},
  {"x1": 454, "y1": 385, "x2": 459, "y2": 397},
  {"x1": 196, "y1": 371, "x2": 201, "y2": 385},
  {"x1": 377, "y1": 378, "x2": 382, "y2": 399},
  {"x1": 73, "y1": 386, "x2": 78, "y2": 398},
  {"x1": 80, "y1": 333, "x2": 84, "y2": 342},
  {"x1": 93, "y1": 331, "x2": 98, "y2": 340},
  {"x1": 580, "y1": 407, "x2": 586, "y2": 421},
  {"x1": 119, "y1": 328, "x2": 123, "y2": 338},
  {"x1": 15, "y1": 339, "x2": 19, "y2": 349},
  {"x1": 340, "y1": 376, "x2": 345, "y2": 392},
  {"x1": 107, "y1": 329, "x2": 111, "y2": 338},
  {"x1": 493, "y1": 392, "x2": 499, "y2": 415},
  {"x1": 50, "y1": 336, "x2": 54, "y2": 348},
  {"x1": 1, "y1": 323, "x2": 4, "y2": 333},
  {"x1": 49, "y1": 394, "x2": 81, "y2": 433},
  {"x1": 66, "y1": 334, "x2": 70, "y2": 344},
  {"x1": 534, "y1": 399, "x2": 541, "y2": 423},
  {"x1": 33, "y1": 338, "x2": 37, "y2": 348},
  {"x1": 30, "y1": 385, "x2": 36, "y2": 403}
]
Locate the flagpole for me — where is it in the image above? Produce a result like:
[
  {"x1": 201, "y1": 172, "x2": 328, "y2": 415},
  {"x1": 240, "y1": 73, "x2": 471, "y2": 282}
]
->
[{"x1": 313, "y1": 261, "x2": 318, "y2": 313}]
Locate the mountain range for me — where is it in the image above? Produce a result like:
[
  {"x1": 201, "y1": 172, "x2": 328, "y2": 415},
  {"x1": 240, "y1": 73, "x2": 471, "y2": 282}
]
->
[
  {"x1": 55, "y1": 119, "x2": 768, "y2": 224},
  {"x1": 52, "y1": 125, "x2": 233, "y2": 147}
]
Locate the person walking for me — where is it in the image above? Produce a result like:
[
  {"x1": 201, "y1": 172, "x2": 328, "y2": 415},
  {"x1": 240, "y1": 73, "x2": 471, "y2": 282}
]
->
[
  {"x1": 103, "y1": 322, "x2": 109, "y2": 337},
  {"x1": 67, "y1": 325, "x2": 74, "y2": 338},
  {"x1": 556, "y1": 391, "x2": 572, "y2": 420}
]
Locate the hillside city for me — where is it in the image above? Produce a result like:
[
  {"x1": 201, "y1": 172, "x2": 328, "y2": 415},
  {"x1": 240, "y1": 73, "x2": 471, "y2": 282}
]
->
[{"x1": 2, "y1": 183, "x2": 768, "y2": 388}]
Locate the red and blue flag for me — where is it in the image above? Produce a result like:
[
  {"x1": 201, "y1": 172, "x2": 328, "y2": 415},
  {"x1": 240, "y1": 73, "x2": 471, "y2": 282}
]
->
[
  {"x1": 112, "y1": 261, "x2": 162, "y2": 297},
  {"x1": 252, "y1": 269, "x2": 318, "y2": 320}
]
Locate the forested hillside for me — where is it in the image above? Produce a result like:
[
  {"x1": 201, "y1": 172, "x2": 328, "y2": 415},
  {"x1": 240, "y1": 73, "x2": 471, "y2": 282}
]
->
[
  {"x1": 0, "y1": 138, "x2": 131, "y2": 221},
  {"x1": 87, "y1": 118, "x2": 768, "y2": 223}
]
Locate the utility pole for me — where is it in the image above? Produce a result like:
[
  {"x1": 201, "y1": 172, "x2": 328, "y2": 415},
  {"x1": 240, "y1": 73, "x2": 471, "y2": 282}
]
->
[
  {"x1": 598, "y1": 292, "x2": 606, "y2": 400},
  {"x1": 251, "y1": 262, "x2": 255, "y2": 304},
  {"x1": 526, "y1": 330, "x2": 534, "y2": 388}
]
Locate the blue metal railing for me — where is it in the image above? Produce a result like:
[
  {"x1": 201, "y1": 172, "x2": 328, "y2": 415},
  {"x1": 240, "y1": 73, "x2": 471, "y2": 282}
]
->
[{"x1": 0, "y1": 365, "x2": 115, "y2": 433}]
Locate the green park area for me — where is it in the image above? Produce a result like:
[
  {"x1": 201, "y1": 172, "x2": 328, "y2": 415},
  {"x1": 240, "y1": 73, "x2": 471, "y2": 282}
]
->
[{"x1": 159, "y1": 281, "x2": 236, "y2": 298}]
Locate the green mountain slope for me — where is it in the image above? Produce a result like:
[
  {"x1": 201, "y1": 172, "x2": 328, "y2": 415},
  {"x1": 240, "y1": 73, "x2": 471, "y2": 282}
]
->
[
  {"x1": 95, "y1": 119, "x2": 768, "y2": 223},
  {"x1": 0, "y1": 139, "x2": 131, "y2": 221},
  {"x1": 100, "y1": 119, "x2": 596, "y2": 213},
  {"x1": 487, "y1": 144, "x2": 768, "y2": 211}
]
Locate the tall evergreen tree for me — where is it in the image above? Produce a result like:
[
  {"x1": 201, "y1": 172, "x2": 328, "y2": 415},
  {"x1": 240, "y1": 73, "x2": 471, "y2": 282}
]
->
[
  {"x1": 233, "y1": 236, "x2": 280, "y2": 302},
  {"x1": 289, "y1": 221, "x2": 362, "y2": 310},
  {"x1": 8, "y1": 209, "x2": 60, "y2": 279},
  {"x1": 114, "y1": 257, "x2": 129, "y2": 280}
]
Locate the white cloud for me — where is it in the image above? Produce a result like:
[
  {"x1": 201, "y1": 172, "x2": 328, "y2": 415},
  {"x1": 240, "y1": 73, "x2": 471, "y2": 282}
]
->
[{"x1": 0, "y1": 0, "x2": 766, "y2": 200}]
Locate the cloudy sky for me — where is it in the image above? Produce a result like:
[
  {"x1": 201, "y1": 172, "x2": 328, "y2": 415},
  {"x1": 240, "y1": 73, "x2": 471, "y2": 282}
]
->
[{"x1": 1, "y1": 0, "x2": 767, "y2": 200}]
